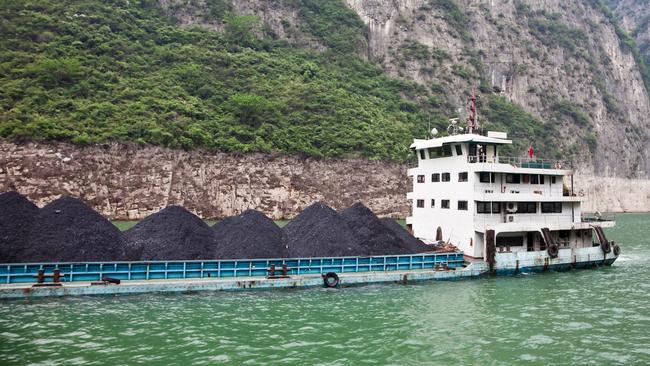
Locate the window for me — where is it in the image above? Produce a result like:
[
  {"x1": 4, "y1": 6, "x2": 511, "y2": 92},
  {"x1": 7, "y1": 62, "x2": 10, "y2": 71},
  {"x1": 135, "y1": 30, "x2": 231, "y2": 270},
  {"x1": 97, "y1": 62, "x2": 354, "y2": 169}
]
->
[
  {"x1": 442, "y1": 173, "x2": 451, "y2": 182},
  {"x1": 551, "y1": 176, "x2": 557, "y2": 184},
  {"x1": 458, "y1": 200, "x2": 468, "y2": 210},
  {"x1": 458, "y1": 172, "x2": 468, "y2": 182},
  {"x1": 428, "y1": 147, "x2": 441, "y2": 158},
  {"x1": 531, "y1": 175, "x2": 544, "y2": 184},
  {"x1": 443, "y1": 144, "x2": 453, "y2": 156},
  {"x1": 416, "y1": 199, "x2": 424, "y2": 208},
  {"x1": 497, "y1": 235, "x2": 524, "y2": 247},
  {"x1": 455, "y1": 145, "x2": 463, "y2": 155},
  {"x1": 517, "y1": 202, "x2": 537, "y2": 214},
  {"x1": 419, "y1": 150, "x2": 426, "y2": 160},
  {"x1": 431, "y1": 173, "x2": 440, "y2": 182},
  {"x1": 506, "y1": 174, "x2": 521, "y2": 184},
  {"x1": 542, "y1": 202, "x2": 562, "y2": 213},
  {"x1": 441, "y1": 200, "x2": 450, "y2": 209},
  {"x1": 431, "y1": 199, "x2": 435, "y2": 208},
  {"x1": 479, "y1": 172, "x2": 495, "y2": 183},
  {"x1": 417, "y1": 175, "x2": 425, "y2": 183},
  {"x1": 427, "y1": 146, "x2": 453, "y2": 158},
  {"x1": 477, "y1": 201, "x2": 501, "y2": 214}
]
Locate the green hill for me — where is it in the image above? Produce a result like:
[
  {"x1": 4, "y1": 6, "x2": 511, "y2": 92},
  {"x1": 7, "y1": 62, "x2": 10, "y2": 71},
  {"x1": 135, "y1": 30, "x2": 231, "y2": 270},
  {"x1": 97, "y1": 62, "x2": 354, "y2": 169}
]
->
[{"x1": 0, "y1": 0, "x2": 553, "y2": 161}]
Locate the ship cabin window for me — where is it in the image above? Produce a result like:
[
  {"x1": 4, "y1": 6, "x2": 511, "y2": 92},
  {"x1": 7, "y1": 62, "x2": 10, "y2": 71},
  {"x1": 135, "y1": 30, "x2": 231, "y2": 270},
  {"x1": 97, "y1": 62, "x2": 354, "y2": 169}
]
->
[
  {"x1": 506, "y1": 173, "x2": 521, "y2": 184},
  {"x1": 432, "y1": 173, "x2": 440, "y2": 182},
  {"x1": 458, "y1": 172, "x2": 468, "y2": 182},
  {"x1": 479, "y1": 172, "x2": 495, "y2": 183},
  {"x1": 431, "y1": 199, "x2": 435, "y2": 208},
  {"x1": 496, "y1": 235, "x2": 524, "y2": 247},
  {"x1": 455, "y1": 145, "x2": 463, "y2": 156},
  {"x1": 541, "y1": 202, "x2": 562, "y2": 213},
  {"x1": 517, "y1": 202, "x2": 537, "y2": 214},
  {"x1": 441, "y1": 173, "x2": 451, "y2": 182},
  {"x1": 521, "y1": 174, "x2": 546, "y2": 184},
  {"x1": 417, "y1": 175, "x2": 425, "y2": 183},
  {"x1": 441, "y1": 200, "x2": 450, "y2": 209},
  {"x1": 457, "y1": 200, "x2": 468, "y2": 210},
  {"x1": 416, "y1": 199, "x2": 425, "y2": 208},
  {"x1": 476, "y1": 201, "x2": 501, "y2": 214},
  {"x1": 551, "y1": 176, "x2": 557, "y2": 184},
  {"x1": 443, "y1": 144, "x2": 453, "y2": 156},
  {"x1": 428, "y1": 145, "x2": 453, "y2": 159},
  {"x1": 419, "y1": 149, "x2": 426, "y2": 160}
]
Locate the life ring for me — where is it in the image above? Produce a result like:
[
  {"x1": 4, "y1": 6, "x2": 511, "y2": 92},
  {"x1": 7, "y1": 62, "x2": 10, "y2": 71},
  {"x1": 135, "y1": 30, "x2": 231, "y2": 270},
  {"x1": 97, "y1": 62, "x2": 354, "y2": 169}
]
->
[
  {"x1": 555, "y1": 162, "x2": 562, "y2": 169},
  {"x1": 323, "y1": 272, "x2": 339, "y2": 288},
  {"x1": 547, "y1": 243, "x2": 559, "y2": 258},
  {"x1": 600, "y1": 240, "x2": 612, "y2": 254},
  {"x1": 612, "y1": 243, "x2": 620, "y2": 256}
]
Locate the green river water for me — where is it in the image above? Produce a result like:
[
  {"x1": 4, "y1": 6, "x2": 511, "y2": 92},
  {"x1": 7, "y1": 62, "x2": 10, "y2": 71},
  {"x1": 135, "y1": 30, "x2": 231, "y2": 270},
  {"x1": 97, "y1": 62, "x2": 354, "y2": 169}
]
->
[{"x1": 0, "y1": 213, "x2": 649, "y2": 365}]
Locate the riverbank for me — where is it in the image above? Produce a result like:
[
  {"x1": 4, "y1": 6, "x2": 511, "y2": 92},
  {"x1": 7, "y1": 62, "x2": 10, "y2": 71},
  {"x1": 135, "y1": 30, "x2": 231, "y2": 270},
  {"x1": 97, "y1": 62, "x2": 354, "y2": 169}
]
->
[{"x1": 1, "y1": 140, "x2": 649, "y2": 219}]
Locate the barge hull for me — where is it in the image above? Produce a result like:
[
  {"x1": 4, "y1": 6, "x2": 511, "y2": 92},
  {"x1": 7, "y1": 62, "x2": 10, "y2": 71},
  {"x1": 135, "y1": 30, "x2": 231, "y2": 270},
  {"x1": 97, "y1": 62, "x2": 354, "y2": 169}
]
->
[{"x1": 0, "y1": 266, "x2": 485, "y2": 299}]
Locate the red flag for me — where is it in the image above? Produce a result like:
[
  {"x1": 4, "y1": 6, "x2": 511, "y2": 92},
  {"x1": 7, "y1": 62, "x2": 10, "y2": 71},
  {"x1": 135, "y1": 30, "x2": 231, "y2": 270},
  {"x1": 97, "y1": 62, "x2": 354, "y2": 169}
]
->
[{"x1": 527, "y1": 145, "x2": 534, "y2": 158}]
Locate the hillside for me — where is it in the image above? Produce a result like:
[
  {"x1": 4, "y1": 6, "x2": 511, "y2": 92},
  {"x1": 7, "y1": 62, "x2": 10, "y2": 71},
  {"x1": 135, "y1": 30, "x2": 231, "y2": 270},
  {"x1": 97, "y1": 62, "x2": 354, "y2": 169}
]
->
[
  {"x1": 1, "y1": 0, "x2": 650, "y2": 177},
  {"x1": 606, "y1": 0, "x2": 650, "y2": 77}
]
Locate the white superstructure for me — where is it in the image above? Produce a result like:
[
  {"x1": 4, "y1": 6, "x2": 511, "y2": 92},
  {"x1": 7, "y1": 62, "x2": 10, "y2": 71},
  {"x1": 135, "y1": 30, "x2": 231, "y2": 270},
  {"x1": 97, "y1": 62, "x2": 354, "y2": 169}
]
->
[{"x1": 406, "y1": 127, "x2": 619, "y2": 270}]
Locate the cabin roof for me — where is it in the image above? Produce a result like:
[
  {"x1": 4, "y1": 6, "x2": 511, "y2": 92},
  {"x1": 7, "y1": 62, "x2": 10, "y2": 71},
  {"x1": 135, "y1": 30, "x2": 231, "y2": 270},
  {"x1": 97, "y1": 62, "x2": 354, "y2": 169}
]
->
[{"x1": 410, "y1": 133, "x2": 512, "y2": 149}]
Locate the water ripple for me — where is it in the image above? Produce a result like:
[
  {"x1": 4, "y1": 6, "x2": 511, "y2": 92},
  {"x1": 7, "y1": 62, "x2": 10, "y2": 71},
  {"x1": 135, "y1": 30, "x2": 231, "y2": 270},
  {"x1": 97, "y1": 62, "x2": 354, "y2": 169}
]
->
[{"x1": 1, "y1": 214, "x2": 649, "y2": 365}]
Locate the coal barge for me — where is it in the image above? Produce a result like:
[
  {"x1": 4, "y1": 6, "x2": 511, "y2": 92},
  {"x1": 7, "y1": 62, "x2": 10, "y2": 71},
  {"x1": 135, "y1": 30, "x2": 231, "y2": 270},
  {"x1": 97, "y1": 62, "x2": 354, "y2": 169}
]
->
[{"x1": 0, "y1": 95, "x2": 620, "y2": 298}]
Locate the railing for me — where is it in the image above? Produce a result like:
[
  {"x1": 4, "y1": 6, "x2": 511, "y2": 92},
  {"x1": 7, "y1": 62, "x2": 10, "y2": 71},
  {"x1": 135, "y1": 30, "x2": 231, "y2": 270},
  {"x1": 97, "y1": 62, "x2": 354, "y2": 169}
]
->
[
  {"x1": 474, "y1": 214, "x2": 576, "y2": 226},
  {"x1": 0, "y1": 253, "x2": 465, "y2": 284},
  {"x1": 468, "y1": 155, "x2": 568, "y2": 170},
  {"x1": 582, "y1": 213, "x2": 615, "y2": 223}
]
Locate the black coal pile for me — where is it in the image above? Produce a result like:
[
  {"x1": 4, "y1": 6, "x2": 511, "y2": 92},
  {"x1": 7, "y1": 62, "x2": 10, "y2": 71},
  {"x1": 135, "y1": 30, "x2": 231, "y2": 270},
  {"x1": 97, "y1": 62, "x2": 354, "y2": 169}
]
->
[
  {"x1": 23, "y1": 196, "x2": 126, "y2": 262},
  {"x1": 124, "y1": 205, "x2": 215, "y2": 260},
  {"x1": 339, "y1": 202, "x2": 413, "y2": 255},
  {"x1": 283, "y1": 202, "x2": 365, "y2": 257},
  {"x1": 0, "y1": 191, "x2": 39, "y2": 263},
  {"x1": 212, "y1": 209, "x2": 286, "y2": 259},
  {"x1": 380, "y1": 218, "x2": 431, "y2": 253}
]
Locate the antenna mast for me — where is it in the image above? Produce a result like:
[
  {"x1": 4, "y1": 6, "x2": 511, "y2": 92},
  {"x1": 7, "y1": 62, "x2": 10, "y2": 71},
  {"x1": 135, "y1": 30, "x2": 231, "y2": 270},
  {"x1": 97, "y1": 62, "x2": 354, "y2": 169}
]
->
[{"x1": 466, "y1": 86, "x2": 477, "y2": 134}]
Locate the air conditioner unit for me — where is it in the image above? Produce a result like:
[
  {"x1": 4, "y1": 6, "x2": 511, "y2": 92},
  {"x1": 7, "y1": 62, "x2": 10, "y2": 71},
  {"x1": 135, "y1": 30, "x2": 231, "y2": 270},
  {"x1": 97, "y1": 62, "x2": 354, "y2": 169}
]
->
[{"x1": 506, "y1": 214, "x2": 516, "y2": 223}]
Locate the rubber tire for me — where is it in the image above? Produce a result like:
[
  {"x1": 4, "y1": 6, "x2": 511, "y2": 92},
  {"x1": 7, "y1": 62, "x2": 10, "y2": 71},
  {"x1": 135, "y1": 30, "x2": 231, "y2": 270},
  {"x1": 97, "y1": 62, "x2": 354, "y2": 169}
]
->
[
  {"x1": 601, "y1": 241, "x2": 612, "y2": 254},
  {"x1": 323, "y1": 272, "x2": 339, "y2": 288},
  {"x1": 547, "y1": 243, "x2": 559, "y2": 258},
  {"x1": 612, "y1": 244, "x2": 621, "y2": 256}
]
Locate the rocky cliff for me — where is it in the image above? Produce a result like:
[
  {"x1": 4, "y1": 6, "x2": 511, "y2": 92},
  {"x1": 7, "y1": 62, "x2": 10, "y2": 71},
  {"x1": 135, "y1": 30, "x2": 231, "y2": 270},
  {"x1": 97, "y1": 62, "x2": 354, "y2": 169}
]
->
[
  {"x1": 0, "y1": 140, "x2": 408, "y2": 220},
  {"x1": 162, "y1": 0, "x2": 650, "y2": 179},
  {"x1": 2, "y1": 140, "x2": 646, "y2": 219},
  {"x1": 345, "y1": 0, "x2": 650, "y2": 178}
]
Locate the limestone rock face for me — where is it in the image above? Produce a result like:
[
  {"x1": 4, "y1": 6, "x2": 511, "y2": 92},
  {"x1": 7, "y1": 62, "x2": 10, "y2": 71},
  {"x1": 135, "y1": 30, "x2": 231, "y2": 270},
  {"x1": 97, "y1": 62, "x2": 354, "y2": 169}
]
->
[
  {"x1": 0, "y1": 140, "x2": 409, "y2": 220},
  {"x1": 161, "y1": 0, "x2": 650, "y2": 179},
  {"x1": 1, "y1": 140, "x2": 646, "y2": 220}
]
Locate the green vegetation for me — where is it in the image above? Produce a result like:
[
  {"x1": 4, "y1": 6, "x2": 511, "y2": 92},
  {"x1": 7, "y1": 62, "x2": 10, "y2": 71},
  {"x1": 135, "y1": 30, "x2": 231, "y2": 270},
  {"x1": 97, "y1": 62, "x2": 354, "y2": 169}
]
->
[
  {"x1": 0, "y1": 0, "x2": 583, "y2": 163},
  {"x1": 528, "y1": 15, "x2": 587, "y2": 55},
  {"x1": 480, "y1": 95, "x2": 559, "y2": 158},
  {"x1": 399, "y1": 40, "x2": 431, "y2": 61},
  {"x1": 0, "y1": 0, "x2": 437, "y2": 161},
  {"x1": 552, "y1": 101, "x2": 591, "y2": 127},
  {"x1": 588, "y1": 0, "x2": 650, "y2": 92},
  {"x1": 289, "y1": 0, "x2": 366, "y2": 54},
  {"x1": 422, "y1": 0, "x2": 470, "y2": 40}
]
